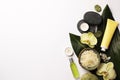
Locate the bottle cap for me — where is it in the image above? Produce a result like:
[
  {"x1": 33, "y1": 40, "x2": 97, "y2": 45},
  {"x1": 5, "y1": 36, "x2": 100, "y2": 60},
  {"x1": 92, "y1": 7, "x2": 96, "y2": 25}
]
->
[
  {"x1": 101, "y1": 47, "x2": 106, "y2": 52},
  {"x1": 69, "y1": 58, "x2": 74, "y2": 63},
  {"x1": 65, "y1": 47, "x2": 74, "y2": 57}
]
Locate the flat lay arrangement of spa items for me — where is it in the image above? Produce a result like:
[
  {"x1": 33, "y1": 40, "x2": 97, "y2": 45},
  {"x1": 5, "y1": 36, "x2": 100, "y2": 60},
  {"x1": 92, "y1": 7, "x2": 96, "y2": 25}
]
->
[{"x1": 65, "y1": 4, "x2": 120, "y2": 80}]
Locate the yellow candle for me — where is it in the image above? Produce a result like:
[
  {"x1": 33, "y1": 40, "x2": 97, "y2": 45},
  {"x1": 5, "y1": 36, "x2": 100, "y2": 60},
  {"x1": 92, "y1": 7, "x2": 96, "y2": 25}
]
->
[{"x1": 101, "y1": 19, "x2": 119, "y2": 51}]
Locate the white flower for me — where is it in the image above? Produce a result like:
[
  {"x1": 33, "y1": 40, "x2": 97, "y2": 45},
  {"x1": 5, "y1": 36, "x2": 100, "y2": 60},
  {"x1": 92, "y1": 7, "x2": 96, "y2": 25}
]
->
[{"x1": 96, "y1": 62, "x2": 116, "y2": 80}]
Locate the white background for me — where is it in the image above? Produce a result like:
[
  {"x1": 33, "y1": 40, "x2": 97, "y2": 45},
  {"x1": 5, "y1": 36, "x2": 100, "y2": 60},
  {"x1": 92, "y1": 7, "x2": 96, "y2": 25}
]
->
[{"x1": 0, "y1": 0, "x2": 120, "y2": 80}]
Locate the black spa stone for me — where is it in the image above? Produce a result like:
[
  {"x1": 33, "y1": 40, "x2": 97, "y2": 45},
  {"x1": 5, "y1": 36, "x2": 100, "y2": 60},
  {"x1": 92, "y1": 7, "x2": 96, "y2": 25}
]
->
[{"x1": 84, "y1": 11, "x2": 102, "y2": 25}]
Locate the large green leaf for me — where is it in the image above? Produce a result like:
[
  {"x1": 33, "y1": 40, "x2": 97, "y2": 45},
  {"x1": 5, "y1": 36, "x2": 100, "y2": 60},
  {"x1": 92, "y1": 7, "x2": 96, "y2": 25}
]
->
[
  {"x1": 98, "y1": 5, "x2": 120, "y2": 80},
  {"x1": 108, "y1": 30, "x2": 120, "y2": 80},
  {"x1": 69, "y1": 33, "x2": 88, "y2": 57}
]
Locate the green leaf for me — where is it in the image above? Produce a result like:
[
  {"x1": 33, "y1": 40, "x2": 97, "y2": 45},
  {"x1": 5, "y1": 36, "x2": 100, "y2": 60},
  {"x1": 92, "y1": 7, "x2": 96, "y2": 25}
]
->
[
  {"x1": 69, "y1": 33, "x2": 88, "y2": 57},
  {"x1": 98, "y1": 5, "x2": 120, "y2": 80},
  {"x1": 108, "y1": 30, "x2": 120, "y2": 80}
]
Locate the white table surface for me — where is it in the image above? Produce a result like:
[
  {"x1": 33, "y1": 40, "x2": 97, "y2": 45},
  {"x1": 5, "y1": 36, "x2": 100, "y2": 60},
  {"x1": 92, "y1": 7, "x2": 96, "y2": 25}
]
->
[{"x1": 0, "y1": 0, "x2": 119, "y2": 80}]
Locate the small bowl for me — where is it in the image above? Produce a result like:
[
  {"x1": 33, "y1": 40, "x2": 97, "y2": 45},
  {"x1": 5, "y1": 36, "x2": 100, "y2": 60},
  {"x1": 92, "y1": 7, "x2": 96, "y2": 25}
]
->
[{"x1": 78, "y1": 48, "x2": 100, "y2": 71}]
